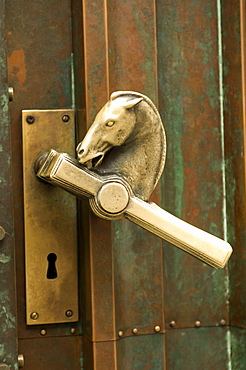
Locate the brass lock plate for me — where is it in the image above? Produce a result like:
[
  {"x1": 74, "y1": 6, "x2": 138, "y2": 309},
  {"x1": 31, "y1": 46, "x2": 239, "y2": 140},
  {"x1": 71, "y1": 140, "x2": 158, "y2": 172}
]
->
[{"x1": 22, "y1": 110, "x2": 79, "y2": 325}]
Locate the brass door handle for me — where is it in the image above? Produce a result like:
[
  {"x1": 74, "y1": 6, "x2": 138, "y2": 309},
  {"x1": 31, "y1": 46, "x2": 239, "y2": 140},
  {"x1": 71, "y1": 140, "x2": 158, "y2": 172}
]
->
[
  {"x1": 35, "y1": 91, "x2": 232, "y2": 268},
  {"x1": 36, "y1": 149, "x2": 232, "y2": 269}
]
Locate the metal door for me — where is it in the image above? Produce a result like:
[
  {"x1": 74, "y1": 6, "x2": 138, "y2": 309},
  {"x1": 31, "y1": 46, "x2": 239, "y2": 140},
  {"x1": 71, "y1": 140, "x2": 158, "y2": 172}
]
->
[{"x1": 0, "y1": 0, "x2": 246, "y2": 368}]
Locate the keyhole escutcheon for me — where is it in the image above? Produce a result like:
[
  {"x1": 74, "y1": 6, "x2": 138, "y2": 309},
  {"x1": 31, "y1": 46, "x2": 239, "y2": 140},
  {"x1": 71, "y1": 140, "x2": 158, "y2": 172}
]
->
[{"x1": 46, "y1": 253, "x2": 58, "y2": 279}]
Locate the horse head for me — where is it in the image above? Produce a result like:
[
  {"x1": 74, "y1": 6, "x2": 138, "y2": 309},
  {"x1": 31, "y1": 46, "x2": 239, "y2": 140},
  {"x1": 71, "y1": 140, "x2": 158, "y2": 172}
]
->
[
  {"x1": 77, "y1": 92, "x2": 143, "y2": 167},
  {"x1": 77, "y1": 91, "x2": 166, "y2": 200}
]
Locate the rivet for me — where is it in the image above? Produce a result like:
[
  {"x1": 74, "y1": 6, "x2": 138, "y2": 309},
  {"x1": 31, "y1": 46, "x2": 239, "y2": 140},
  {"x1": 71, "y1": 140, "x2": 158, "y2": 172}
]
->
[
  {"x1": 195, "y1": 321, "x2": 201, "y2": 328},
  {"x1": 70, "y1": 328, "x2": 76, "y2": 334},
  {"x1": 26, "y1": 115, "x2": 35, "y2": 124},
  {"x1": 8, "y1": 87, "x2": 14, "y2": 102},
  {"x1": 30, "y1": 312, "x2": 39, "y2": 320},
  {"x1": 18, "y1": 354, "x2": 24, "y2": 368},
  {"x1": 62, "y1": 114, "x2": 70, "y2": 123},
  {"x1": 66, "y1": 309, "x2": 73, "y2": 318},
  {"x1": 40, "y1": 329, "x2": 46, "y2": 336},
  {"x1": 220, "y1": 319, "x2": 226, "y2": 326},
  {"x1": 132, "y1": 328, "x2": 138, "y2": 335},
  {"x1": 154, "y1": 325, "x2": 161, "y2": 333},
  {"x1": 169, "y1": 321, "x2": 176, "y2": 327},
  {"x1": 0, "y1": 227, "x2": 6, "y2": 241},
  {"x1": 118, "y1": 330, "x2": 123, "y2": 337}
]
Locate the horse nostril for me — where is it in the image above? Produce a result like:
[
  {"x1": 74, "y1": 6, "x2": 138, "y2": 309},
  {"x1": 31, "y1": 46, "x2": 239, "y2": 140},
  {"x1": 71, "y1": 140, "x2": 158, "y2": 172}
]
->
[{"x1": 78, "y1": 149, "x2": 84, "y2": 156}]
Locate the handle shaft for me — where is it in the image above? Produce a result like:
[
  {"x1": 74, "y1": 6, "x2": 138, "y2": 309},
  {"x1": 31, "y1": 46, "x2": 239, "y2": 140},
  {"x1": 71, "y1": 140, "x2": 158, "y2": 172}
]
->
[{"x1": 125, "y1": 197, "x2": 232, "y2": 268}]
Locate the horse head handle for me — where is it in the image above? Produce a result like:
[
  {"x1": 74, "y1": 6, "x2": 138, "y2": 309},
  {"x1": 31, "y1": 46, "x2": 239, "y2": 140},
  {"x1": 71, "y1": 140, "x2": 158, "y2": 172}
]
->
[
  {"x1": 76, "y1": 91, "x2": 166, "y2": 200},
  {"x1": 34, "y1": 92, "x2": 232, "y2": 268}
]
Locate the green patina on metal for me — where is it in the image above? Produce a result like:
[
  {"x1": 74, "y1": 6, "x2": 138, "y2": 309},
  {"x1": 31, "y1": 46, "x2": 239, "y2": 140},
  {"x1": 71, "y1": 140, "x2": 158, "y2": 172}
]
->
[
  {"x1": 0, "y1": 0, "x2": 18, "y2": 368},
  {"x1": 117, "y1": 334, "x2": 165, "y2": 369},
  {"x1": 205, "y1": 68, "x2": 220, "y2": 109},
  {"x1": 157, "y1": 4, "x2": 185, "y2": 218},
  {"x1": 113, "y1": 217, "x2": 163, "y2": 330},
  {"x1": 230, "y1": 327, "x2": 246, "y2": 369},
  {"x1": 58, "y1": 55, "x2": 73, "y2": 109},
  {"x1": 222, "y1": 2, "x2": 246, "y2": 366},
  {"x1": 0, "y1": 253, "x2": 11, "y2": 264},
  {"x1": 166, "y1": 327, "x2": 229, "y2": 369},
  {"x1": 132, "y1": 2, "x2": 157, "y2": 102},
  {"x1": 0, "y1": 300, "x2": 16, "y2": 332},
  {"x1": 155, "y1": 5, "x2": 231, "y2": 369}
]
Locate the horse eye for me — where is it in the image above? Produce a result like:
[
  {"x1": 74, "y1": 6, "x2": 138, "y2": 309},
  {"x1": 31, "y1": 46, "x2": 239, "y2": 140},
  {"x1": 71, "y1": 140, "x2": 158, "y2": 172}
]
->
[{"x1": 106, "y1": 121, "x2": 115, "y2": 127}]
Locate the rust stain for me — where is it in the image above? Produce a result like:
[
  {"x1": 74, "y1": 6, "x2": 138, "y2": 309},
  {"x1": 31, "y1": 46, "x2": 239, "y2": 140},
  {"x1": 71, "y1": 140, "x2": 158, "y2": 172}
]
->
[{"x1": 7, "y1": 49, "x2": 27, "y2": 90}]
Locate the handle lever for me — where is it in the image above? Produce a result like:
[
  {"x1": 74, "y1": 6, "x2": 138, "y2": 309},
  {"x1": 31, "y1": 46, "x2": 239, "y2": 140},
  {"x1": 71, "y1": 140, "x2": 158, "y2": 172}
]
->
[
  {"x1": 36, "y1": 150, "x2": 232, "y2": 268},
  {"x1": 125, "y1": 198, "x2": 231, "y2": 268}
]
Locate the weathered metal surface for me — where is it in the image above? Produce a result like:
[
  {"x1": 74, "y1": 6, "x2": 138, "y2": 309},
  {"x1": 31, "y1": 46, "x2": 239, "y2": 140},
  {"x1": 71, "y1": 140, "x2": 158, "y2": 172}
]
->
[
  {"x1": 74, "y1": 1, "x2": 164, "y2": 367},
  {"x1": 78, "y1": 0, "x2": 116, "y2": 345},
  {"x1": 6, "y1": 0, "x2": 76, "y2": 331},
  {"x1": 0, "y1": 0, "x2": 18, "y2": 368},
  {"x1": 107, "y1": 0, "x2": 158, "y2": 102},
  {"x1": 4, "y1": 0, "x2": 244, "y2": 368},
  {"x1": 82, "y1": 339, "x2": 117, "y2": 370},
  {"x1": 80, "y1": 0, "x2": 164, "y2": 350},
  {"x1": 22, "y1": 110, "x2": 78, "y2": 325},
  {"x1": 18, "y1": 337, "x2": 83, "y2": 370},
  {"x1": 223, "y1": 0, "x2": 246, "y2": 330},
  {"x1": 230, "y1": 327, "x2": 246, "y2": 369},
  {"x1": 157, "y1": 0, "x2": 229, "y2": 332},
  {"x1": 108, "y1": 0, "x2": 163, "y2": 347},
  {"x1": 114, "y1": 220, "x2": 164, "y2": 339},
  {"x1": 166, "y1": 327, "x2": 229, "y2": 369},
  {"x1": 223, "y1": 0, "x2": 246, "y2": 365},
  {"x1": 82, "y1": 0, "x2": 110, "y2": 123},
  {"x1": 93, "y1": 342, "x2": 117, "y2": 370},
  {"x1": 72, "y1": 0, "x2": 236, "y2": 368},
  {"x1": 116, "y1": 334, "x2": 165, "y2": 369},
  {"x1": 5, "y1": 0, "x2": 83, "y2": 366}
]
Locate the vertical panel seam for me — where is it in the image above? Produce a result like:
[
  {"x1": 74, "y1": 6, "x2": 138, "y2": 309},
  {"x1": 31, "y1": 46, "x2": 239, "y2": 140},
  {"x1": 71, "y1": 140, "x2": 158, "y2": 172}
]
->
[
  {"x1": 71, "y1": 53, "x2": 75, "y2": 109},
  {"x1": 154, "y1": 0, "x2": 158, "y2": 107},
  {"x1": 155, "y1": 3, "x2": 166, "y2": 368},
  {"x1": 226, "y1": 328, "x2": 232, "y2": 370},
  {"x1": 89, "y1": 218, "x2": 96, "y2": 341},
  {"x1": 104, "y1": 0, "x2": 110, "y2": 97},
  {"x1": 154, "y1": 0, "x2": 165, "y2": 346},
  {"x1": 217, "y1": 0, "x2": 227, "y2": 242},
  {"x1": 217, "y1": 1, "x2": 232, "y2": 369},
  {"x1": 104, "y1": 0, "x2": 116, "y2": 345},
  {"x1": 241, "y1": 0, "x2": 246, "y2": 190},
  {"x1": 82, "y1": 0, "x2": 89, "y2": 126}
]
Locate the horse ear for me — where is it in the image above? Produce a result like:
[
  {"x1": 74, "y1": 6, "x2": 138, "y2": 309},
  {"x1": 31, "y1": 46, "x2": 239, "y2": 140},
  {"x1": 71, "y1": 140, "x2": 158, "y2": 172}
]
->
[
  {"x1": 123, "y1": 97, "x2": 143, "y2": 109},
  {"x1": 110, "y1": 91, "x2": 124, "y2": 100}
]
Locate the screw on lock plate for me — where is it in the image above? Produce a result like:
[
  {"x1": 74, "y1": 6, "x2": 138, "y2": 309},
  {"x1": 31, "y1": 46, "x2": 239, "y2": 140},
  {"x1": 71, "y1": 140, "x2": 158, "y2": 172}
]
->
[{"x1": 36, "y1": 92, "x2": 232, "y2": 268}]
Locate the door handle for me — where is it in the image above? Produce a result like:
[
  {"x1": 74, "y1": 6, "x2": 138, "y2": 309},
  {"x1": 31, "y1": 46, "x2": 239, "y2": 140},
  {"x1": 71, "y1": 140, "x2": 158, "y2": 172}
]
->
[{"x1": 35, "y1": 91, "x2": 232, "y2": 268}]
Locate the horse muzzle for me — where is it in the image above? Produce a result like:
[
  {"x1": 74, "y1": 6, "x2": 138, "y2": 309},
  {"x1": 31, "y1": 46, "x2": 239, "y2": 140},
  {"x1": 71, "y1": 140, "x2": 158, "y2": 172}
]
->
[{"x1": 77, "y1": 143, "x2": 104, "y2": 168}]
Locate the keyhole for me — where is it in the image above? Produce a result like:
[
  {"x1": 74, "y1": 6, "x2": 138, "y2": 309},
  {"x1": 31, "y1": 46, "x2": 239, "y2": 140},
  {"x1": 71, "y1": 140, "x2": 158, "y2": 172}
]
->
[{"x1": 46, "y1": 253, "x2": 58, "y2": 279}]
